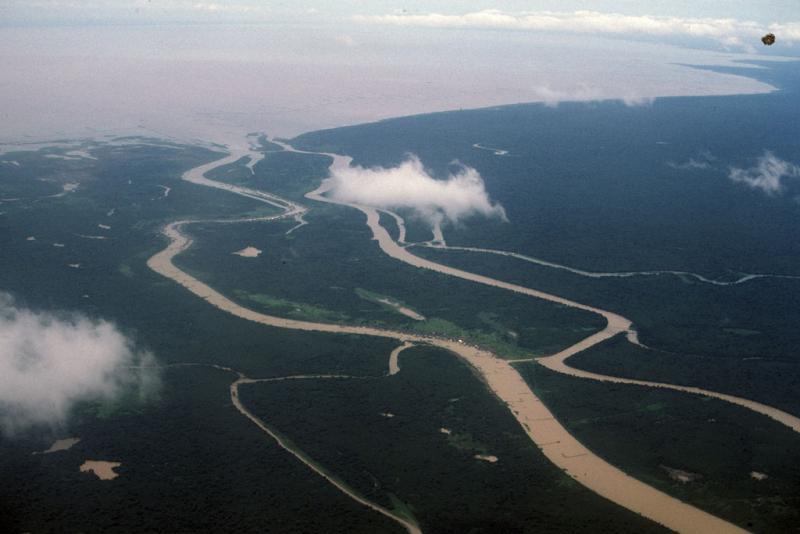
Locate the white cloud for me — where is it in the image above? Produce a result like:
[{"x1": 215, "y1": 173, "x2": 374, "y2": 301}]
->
[
  {"x1": 0, "y1": 293, "x2": 159, "y2": 435},
  {"x1": 728, "y1": 151, "x2": 800, "y2": 195},
  {"x1": 334, "y1": 34, "x2": 358, "y2": 47},
  {"x1": 328, "y1": 155, "x2": 506, "y2": 226},
  {"x1": 354, "y1": 10, "x2": 800, "y2": 47},
  {"x1": 187, "y1": 2, "x2": 262, "y2": 14}
]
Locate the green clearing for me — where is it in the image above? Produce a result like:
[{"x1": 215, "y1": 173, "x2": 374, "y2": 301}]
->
[
  {"x1": 410, "y1": 316, "x2": 532, "y2": 359},
  {"x1": 236, "y1": 289, "x2": 350, "y2": 323}
]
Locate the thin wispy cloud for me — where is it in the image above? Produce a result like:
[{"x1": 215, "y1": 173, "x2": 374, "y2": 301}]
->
[
  {"x1": 328, "y1": 155, "x2": 507, "y2": 226},
  {"x1": 354, "y1": 10, "x2": 800, "y2": 48},
  {"x1": 669, "y1": 150, "x2": 716, "y2": 170},
  {"x1": 186, "y1": 3, "x2": 263, "y2": 13},
  {"x1": 0, "y1": 293, "x2": 159, "y2": 435},
  {"x1": 517, "y1": 85, "x2": 654, "y2": 108},
  {"x1": 334, "y1": 34, "x2": 358, "y2": 47},
  {"x1": 728, "y1": 151, "x2": 800, "y2": 195}
]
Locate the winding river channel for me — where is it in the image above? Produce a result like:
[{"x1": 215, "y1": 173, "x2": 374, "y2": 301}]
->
[
  {"x1": 147, "y1": 139, "x2": 800, "y2": 533},
  {"x1": 414, "y1": 243, "x2": 800, "y2": 286}
]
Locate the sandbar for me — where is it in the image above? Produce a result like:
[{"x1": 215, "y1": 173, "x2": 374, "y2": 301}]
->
[
  {"x1": 35, "y1": 437, "x2": 80, "y2": 454},
  {"x1": 233, "y1": 246, "x2": 262, "y2": 258},
  {"x1": 80, "y1": 460, "x2": 121, "y2": 480}
]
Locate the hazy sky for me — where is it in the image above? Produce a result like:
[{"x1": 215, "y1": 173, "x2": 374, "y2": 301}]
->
[
  {"x1": 1, "y1": 2, "x2": 797, "y2": 145},
  {"x1": 3, "y1": 1, "x2": 799, "y2": 25}
]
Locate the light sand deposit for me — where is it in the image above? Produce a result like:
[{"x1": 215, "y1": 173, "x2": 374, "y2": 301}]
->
[
  {"x1": 472, "y1": 143, "x2": 509, "y2": 156},
  {"x1": 377, "y1": 298, "x2": 425, "y2": 321},
  {"x1": 233, "y1": 246, "x2": 262, "y2": 258},
  {"x1": 661, "y1": 465, "x2": 701, "y2": 483},
  {"x1": 388, "y1": 342, "x2": 414, "y2": 375},
  {"x1": 80, "y1": 460, "x2": 121, "y2": 480},
  {"x1": 35, "y1": 437, "x2": 80, "y2": 454},
  {"x1": 65, "y1": 149, "x2": 97, "y2": 160},
  {"x1": 58, "y1": 182, "x2": 79, "y2": 196}
]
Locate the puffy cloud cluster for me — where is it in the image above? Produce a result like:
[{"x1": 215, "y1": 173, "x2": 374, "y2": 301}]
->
[
  {"x1": 728, "y1": 151, "x2": 800, "y2": 195},
  {"x1": 0, "y1": 294, "x2": 159, "y2": 435},
  {"x1": 328, "y1": 155, "x2": 507, "y2": 226},
  {"x1": 355, "y1": 10, "x2": 800, "y2": 47}
]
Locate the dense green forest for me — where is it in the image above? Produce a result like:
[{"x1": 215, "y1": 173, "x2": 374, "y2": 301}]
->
[
  {"x1": 570, "y1": 334, "x2": 800, "y2": 415},
  {"x1": 288, "y1": 61, "x2": 800, "y2": 413},
  {"x1": 3, "y1": 60, "x2": 800, "y2": 533},
  {"x1": 413, "y1": 246, "x2": 800, "y2": 405},
  {"x1": 519, "y1": 362, "x2": 800, "y2": 532},
  {"x1": 293, "y1": 61, "x2": 800, "y2": 276},
  {"x1": 0, "y1": 140, "x2": 662, "y2": 532},
  {"x1": 1, "y1": 366, "x2": 403, "y2": 533},
  {"x1": 241, "y1": 345, "x2": 667, "y2": 533},
  {"x1": 175, "y1": 200, "x2": 604, "y2": 359}
]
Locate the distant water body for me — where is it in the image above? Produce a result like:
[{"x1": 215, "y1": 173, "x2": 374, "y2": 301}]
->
[{"x1": 0, "y1": 24, "x2": 788, "y2": 144}]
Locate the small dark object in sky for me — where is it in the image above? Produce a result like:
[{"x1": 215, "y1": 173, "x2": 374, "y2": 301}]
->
[{"x1": 761, "y1": 33, "x2": 776, "y2": 46}]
